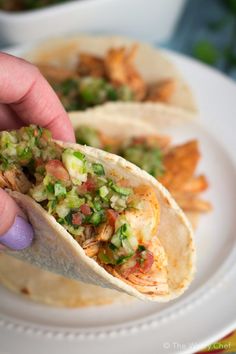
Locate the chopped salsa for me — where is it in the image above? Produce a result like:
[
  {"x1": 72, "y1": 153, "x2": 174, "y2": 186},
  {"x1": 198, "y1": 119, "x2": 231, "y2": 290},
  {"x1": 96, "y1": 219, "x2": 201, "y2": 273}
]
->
[
  {"x1": 53, "y1": 77, "x2": 133, "y2": 111},
  {"x1": 76, "y1": 126, "x2": 166, "y2": 178},
  {"x1": 0, "y1": 125, "x2": 158, "y2": 277}
]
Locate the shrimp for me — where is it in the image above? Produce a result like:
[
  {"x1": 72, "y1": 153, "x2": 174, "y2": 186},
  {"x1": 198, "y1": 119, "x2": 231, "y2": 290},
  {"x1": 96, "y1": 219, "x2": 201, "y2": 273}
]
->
[
  {"x1": 105, "y1": 45, "x2": 147, "y2": 100},
  {"x1": 0, "y1": 167, "x2": 31, "y2": 194},
  {"x1": 124, "y1": 185, "x2": 160, "y2": 243},
  {"x1": 146, "y1": 79, "x2": 176, "y2": 103},
  {"x1": 159, "y1": 140, "x2": 200, "y2": 191},
  {"x1": 83, "y1": 239, "x2": 100, "y2": 258},
  {"x1": 105, "y1": 237, "x2": 169, "y2": 296},
  {"x1": 77, "y1": 53, "x2": 106, "y2": 78}
]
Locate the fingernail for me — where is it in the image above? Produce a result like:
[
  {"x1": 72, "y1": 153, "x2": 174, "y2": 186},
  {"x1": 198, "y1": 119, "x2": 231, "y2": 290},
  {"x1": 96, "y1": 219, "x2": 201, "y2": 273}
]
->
[{"x1": 0, "y1": 216, "x2": 34, "y2": 250}]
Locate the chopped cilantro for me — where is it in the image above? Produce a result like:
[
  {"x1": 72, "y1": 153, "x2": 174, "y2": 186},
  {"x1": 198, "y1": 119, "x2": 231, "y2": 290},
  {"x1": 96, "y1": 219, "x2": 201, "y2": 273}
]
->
[
  {"x1": 92, "y1": 163, "x2": 105, "y2": 176},
  {"x1": 73, "y1": 151, "x2": 85, "y2": 161},
  {"x1": 89, "y1": 211, "x2": 104, "y2": 226},
  {"x1": 64, "y1": 211, "x2": 73, "y2": 225},
  {"x1": 138, "y1": 245, "x2": 146, "y2": 252},
  {"x1": 46, "y1": 183, "x2": 54, "y2": 194},
  {"x1": 54, "y1": 182, "x2": 66, "y2": 197},
  {"x1": 116, "y1": 254, "x2": 133, "y2": 265},
  {"x1": 111, "y1": 183, "x2": 132, "y2": 196}
]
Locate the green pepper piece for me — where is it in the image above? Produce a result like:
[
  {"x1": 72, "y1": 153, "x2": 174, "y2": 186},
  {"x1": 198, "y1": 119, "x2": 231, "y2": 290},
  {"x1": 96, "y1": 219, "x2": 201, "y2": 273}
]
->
[
  {"x1": 73, "y1": 151, "x2": 85, "y2": 161},
  {"x1": 54, "y1": 182, "x2": 67, "y2": 197},
  {"x1": 92, "y1": 163, "x2": 105, "y2": 176},
  {"x1": 111, "y1": 183, "x2": 132, "y2": 196},
  {"x1": 89, "y1": 211, "x2": 103, "y2": 226}
]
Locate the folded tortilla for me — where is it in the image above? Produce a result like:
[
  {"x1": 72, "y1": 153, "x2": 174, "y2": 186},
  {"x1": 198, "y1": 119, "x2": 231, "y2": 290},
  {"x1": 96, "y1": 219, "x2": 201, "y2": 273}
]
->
[
  {"x1": 24, "y1": 35, "x2": 197, "y2": 113},
  {"x1": 60, "y1": 100, "x2": 196, "y2": 134},
  {"x1": 0, "y1": 254, "x2": 132, "y2": 307},
  {"x1": 1, "y1": 126, "x2": 195, "y2": 302}
]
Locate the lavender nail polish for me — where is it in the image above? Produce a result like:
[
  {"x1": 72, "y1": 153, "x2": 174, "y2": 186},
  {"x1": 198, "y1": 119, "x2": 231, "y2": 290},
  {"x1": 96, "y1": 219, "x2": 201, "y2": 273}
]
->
[{"x1": 0, "y1": 216, "x2": 34, "y2": 250}]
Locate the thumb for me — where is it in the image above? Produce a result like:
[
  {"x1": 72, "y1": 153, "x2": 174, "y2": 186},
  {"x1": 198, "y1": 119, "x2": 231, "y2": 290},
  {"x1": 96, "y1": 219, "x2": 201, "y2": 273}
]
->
[{"x1": 0, "y1": 189, "x2": 34, "y2": 250}]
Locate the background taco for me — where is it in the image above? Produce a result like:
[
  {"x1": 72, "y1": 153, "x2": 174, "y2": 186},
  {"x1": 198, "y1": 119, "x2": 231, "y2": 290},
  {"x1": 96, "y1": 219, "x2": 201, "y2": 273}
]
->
[
  {"x1": 69, "y1": 110, "x2": 211, "y2": 229},
  {"x1": 23, "y1": 35, "x2": 197, "y2": 113}
]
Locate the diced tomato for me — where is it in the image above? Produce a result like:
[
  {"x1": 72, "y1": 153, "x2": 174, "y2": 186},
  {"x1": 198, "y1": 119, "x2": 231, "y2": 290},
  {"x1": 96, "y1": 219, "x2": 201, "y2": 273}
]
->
[
  {"x1": 138, "y1": 250, "x2": 154, "y2": 273},
  {"x1": 35, "y1": 158, "x2": 44, "y2": 167},
  {"x1": 77, "y1": 177, "x2": 96, "y2": 195},
  {"x1": 45, "y1": 160, "x2": 70, "y2": 181},
  {"x1": 120, "y1": 262, "x2": 140, "y2": 278},
  {"x1": 80, "y1": 204, "x2": 92, "y2": 216},
  {"x1": 77, "y1": 184, "x2": 87, "y2": 195},
  {"x1": 106, "y1": 209, "x2": 118, "y2": 226},
  {"x1": 72, "y1": 212, "x2": 83, "y2": 226},
  {"x1": 120, "y1": 249, "x2": 154, "y2": 278},
  {"x1": 84, "y1": 177, "x2": 96, "y2": 191}
]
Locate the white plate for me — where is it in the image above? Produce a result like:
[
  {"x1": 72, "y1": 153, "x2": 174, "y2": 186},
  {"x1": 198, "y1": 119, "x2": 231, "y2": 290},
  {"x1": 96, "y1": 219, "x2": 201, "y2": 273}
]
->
[{"x1": 0, "y1": 45, "x2": 236, "y2": 354}]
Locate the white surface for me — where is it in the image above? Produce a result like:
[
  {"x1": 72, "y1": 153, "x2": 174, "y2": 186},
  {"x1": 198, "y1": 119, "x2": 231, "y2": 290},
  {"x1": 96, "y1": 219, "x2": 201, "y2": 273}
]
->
[
  {"x1": 0, "y1": 0, "x2": 187, "y2": 45},
  {"x1": 0, "y1": 47, "x2": 236, "y2": 354}
]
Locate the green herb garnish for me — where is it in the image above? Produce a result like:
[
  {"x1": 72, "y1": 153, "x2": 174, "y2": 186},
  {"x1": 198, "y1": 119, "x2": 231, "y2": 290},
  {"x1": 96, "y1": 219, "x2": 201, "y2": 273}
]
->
[
  {"x1": 138, "y1": 245, "x2": 146, "y2": 252},
  {"x1": 89, "y1": 211, "x2": 104, "y2": 226},
  {"x1": 121, "y1": 143, "x2": 164, "y2": 178},
  {"x1": 92, "y1": 163, "x2": 105, "y2": 176},
  {"x1": 54, "y1": 182, "x2": 67, "y2": 197},
  {"x1": 111, "y1": 183, "x2": 132, "y2": 196},
  {"x1": 73, "y1": 151, "x2": 85, "y2": 161}
]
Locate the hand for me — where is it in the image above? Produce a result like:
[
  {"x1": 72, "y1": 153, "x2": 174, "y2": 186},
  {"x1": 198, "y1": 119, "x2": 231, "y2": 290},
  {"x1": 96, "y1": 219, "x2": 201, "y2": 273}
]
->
[{"x1": 0, "y1": 52, "x2": 75, "y2": 251}]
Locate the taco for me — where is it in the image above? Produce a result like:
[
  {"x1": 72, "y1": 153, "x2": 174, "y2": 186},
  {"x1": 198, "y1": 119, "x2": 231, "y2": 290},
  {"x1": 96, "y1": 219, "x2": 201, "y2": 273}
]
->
[
  {"x1": 0, "y1": 125, "x2": 194, "y2": 301},
  {"x1": 69, "y1": 111, "x2": 212, "y2": 229},
  {"x1": 24, "y1": 35, "x2": 197, "y2": 113}
]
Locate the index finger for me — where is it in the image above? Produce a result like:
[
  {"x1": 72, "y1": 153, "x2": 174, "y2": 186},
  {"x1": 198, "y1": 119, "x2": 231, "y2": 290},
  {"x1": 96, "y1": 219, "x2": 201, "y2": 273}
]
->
[{"x1": 0, "y1": 52, "x2": 75, "y2": 142}]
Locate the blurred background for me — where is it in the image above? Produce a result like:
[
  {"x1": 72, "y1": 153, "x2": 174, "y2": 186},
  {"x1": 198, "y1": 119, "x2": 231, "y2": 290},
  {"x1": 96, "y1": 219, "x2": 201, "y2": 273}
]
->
[
  {"x1": 0, "y1": 0, "x2": 236, "y2": 79},
  {"x1": 168, "y1": 0, "x2": 236, "y2": 79}
]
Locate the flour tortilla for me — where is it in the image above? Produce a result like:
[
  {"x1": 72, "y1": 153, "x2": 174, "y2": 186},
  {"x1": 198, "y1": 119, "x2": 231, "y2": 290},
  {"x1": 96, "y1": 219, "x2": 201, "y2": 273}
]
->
[
  {"x1": 68, "y1": 110, "x2": 200, "y2": 229},
  {"x1": 68, "y1": 104, "x2": 195, "y2": 135},
  {"x1": 24, "y1": 35, "x2": 197, "y2": 114},
  {"x1": 5, "y1": 138, "x2": 195, "y2": 302},
  {"x1": 0, "y1": 254, "x2": 132, "y2": 307}
]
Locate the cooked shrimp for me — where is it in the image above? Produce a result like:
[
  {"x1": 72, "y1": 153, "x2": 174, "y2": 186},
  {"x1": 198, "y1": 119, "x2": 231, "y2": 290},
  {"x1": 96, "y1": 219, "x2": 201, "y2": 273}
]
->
[
  {"x1": 178, "y1": 175, "x2": 209, "y2": 194},
  {"x1": 159, "y1": 140, "x2": 200, "y2": 191},
  {"x1": 77, "y1": 53, "x2": 106, "y2": 78},
  {"x1": 0, "y1": 172, "x2": 10, "y2": 189},
  {"x1": 105, "y1": 45, "x2": 147, "y2": 100},
  {"x1": 83, "y1": 239, "x2": 100, "y2": 258},
  {"x1": 96, "y1": 223, "x2": 113, "y2": 241},
  {"x1": 146, "y1": 79, "x2": 176, "y2": 103},
  {"x1": 1, "y1": 167, "x2": 31, "y2": 193},
  {"x1": 173, "y1": 195, "x2": 212, "y2": 212},
  {"x1": 124, "y1": 185, "x2": 160, "y2": 243},
  {"x1": 105, "y1": 237, "x2": 169, "y2": 296}
]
